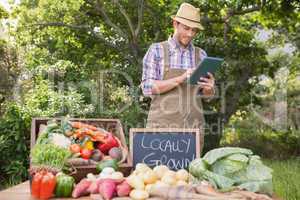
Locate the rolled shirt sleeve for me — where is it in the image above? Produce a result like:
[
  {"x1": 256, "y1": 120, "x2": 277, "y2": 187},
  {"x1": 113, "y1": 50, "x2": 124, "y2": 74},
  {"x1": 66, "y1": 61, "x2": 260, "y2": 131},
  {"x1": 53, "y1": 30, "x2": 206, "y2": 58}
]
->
[
  {"x1": 199, "y1": 48, "x2": 207, "y2": 61},
  {"x1": 141, "y1": 44, "x2": 162, "y2": 96}
]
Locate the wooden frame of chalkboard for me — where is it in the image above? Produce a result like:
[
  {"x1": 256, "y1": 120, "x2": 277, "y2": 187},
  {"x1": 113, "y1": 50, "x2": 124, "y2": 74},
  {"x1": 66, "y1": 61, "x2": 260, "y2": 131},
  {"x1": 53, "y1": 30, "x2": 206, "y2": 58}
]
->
[{"x1": 129, "y1": 128, "x2": 201, "y2": 170}]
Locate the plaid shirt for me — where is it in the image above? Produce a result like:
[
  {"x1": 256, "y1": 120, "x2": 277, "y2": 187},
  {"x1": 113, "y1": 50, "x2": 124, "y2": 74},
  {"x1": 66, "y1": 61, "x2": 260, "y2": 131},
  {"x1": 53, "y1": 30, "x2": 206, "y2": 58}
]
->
[{"x1": 141, "y1": 36, "x2": 207, "y2": 96}]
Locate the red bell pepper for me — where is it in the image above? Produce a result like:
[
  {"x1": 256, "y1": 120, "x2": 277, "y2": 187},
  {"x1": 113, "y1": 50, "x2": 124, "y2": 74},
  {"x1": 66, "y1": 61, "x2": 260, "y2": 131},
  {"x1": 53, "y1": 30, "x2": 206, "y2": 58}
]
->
[
  {"x1": 97, "y1": 133, "x2": 119, "y2": 154},
  {"x1": 31, "y1": 170, "x2": 56, "y2": 199}
]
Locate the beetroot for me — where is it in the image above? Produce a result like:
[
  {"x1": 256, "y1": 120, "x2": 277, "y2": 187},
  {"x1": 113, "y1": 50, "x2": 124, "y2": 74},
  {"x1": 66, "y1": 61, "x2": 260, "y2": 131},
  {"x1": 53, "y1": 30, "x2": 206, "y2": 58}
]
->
[
  {"x1": 108, "y1": 147, "x2": 123, "y2": 161},
  {"x1": 116, "y1": 180, "x2": 131, "y2": 197},
  {"x1": 98, "y1": 179, "x2": 117, "y2": 200}
]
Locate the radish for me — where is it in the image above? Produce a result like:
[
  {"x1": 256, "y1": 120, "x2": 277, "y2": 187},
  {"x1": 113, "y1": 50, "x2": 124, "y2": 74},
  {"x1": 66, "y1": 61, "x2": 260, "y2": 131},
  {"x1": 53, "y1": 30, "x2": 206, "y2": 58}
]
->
[
  {"x1": 116, "y1": 180, "x2": 131, "y2": 197},
  {"x1": 72, "y1": 178, "x2": 92, "y2": 198},
  {"x1": 87, "y1": 179, "x2": 102, "y2": 194},
  {"x1": 98, "y1": 179, "x2": 117, "y2": 200}
]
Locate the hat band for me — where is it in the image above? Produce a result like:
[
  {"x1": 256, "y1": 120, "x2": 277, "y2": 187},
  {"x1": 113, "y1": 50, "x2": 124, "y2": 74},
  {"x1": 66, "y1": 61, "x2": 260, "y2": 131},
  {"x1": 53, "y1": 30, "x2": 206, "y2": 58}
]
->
[{"x1": 175, "y1": 16, "x2": 200, "y2": 23}]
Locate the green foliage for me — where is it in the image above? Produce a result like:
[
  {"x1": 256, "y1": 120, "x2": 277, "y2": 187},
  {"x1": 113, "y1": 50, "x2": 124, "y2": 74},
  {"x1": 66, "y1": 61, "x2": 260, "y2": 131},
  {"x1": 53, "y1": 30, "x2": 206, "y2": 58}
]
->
[
  {"x1": 0, "y1": 5, "x2": 9, "y2": 19},
  {"x1": 23, "y1": 79, "x2": 94, "y2": 117},
  {"x1": 221, "y1": 110, "x2": 300, "y2": 158},
  {"x1": 0, "y1": 103, "x2": 31, "y2": 187}
]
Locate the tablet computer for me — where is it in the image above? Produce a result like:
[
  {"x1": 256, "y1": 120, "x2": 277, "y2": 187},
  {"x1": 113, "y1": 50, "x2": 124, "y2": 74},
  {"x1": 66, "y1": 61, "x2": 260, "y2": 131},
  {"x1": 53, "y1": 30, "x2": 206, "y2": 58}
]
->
[{"x1": 187, "y1": 56, "x2": 224, "y2": 85}]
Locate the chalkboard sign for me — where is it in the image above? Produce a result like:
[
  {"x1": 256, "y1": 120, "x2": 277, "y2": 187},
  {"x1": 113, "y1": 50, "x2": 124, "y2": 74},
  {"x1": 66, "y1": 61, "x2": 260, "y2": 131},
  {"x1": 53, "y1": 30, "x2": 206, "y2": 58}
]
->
[{"x1": 129, "y1": 128, "x2": 201, "y2": 170}]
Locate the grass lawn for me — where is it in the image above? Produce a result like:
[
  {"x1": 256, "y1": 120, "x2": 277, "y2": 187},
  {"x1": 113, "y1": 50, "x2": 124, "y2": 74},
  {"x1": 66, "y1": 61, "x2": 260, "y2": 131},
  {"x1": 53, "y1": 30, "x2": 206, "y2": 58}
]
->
[{"x1": 264, "y1": 158, "x2": 300, "y2": 200}]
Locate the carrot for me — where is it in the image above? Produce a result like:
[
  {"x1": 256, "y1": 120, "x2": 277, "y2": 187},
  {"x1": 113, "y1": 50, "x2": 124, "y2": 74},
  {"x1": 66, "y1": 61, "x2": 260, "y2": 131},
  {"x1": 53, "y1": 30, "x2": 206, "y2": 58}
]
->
[
  {"x1": 83, "y1": 129, "x2": 107, "y2": 143},
  {"x1": 71, "y1": 122, "x2": 98, "y2": 131},
  {"x1": 73, "y1": 129, "x2": 84, "y2": 140}
]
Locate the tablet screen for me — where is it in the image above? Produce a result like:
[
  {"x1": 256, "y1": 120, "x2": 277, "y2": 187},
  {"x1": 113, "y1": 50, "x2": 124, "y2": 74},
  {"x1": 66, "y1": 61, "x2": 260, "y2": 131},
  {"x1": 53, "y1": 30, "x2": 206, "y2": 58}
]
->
[{"x1": 187, "y1": 57, "x2": 224, "y2": 85}]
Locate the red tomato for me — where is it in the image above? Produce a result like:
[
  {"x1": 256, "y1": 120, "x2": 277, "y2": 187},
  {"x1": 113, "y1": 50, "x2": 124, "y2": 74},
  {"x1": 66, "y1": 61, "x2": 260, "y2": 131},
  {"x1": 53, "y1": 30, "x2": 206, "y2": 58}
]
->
[
  {"x1": 80, "y1": 148, "x2": 92, "y2": 159},
  {"x1": 70, "y1": 144, "x2": 81, "y2": 154}
]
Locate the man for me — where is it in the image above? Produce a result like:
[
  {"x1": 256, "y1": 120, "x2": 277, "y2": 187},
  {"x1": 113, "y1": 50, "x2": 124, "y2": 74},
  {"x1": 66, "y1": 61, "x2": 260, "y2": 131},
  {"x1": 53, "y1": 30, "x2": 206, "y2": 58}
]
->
[{"x1": 142, "y1": 2, "x2": 215, "y2": 130}]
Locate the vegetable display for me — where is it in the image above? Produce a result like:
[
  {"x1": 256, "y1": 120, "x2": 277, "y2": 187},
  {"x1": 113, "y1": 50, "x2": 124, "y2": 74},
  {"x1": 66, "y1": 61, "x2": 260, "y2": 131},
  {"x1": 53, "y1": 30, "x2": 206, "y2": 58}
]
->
[
  {"x1": 30, "y1": 118, "x2": 128, "y2": 199},
  {"x1": 31, "y1": 119, "x2": 126, "y2": 169},
  {"x1": 189, "y1": 147, "x2": 273, "y2": 195},
  {"x1": 29, "y1": 119, "x2": 276, "y2": 200}
]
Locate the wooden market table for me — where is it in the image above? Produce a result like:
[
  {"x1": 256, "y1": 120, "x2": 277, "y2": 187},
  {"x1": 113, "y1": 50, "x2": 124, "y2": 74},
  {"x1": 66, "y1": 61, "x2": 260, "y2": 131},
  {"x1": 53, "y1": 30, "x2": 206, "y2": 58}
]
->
[
  {"x1": 0, "y1": 181, "x2": 283, "y2": 200},
  {"x1": 0, "y1": 181, "x2": 91, "y2": 200}
]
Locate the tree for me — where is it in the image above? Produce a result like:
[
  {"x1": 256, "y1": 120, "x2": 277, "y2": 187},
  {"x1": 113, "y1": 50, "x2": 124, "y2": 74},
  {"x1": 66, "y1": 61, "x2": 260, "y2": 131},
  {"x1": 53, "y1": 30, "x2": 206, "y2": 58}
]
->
[
  {"x1": 0, "y1": 5, "x2": 22, "y2": 115},
  {"x1": 13, "y1": 0, "x2": 300, "y2": 148}
]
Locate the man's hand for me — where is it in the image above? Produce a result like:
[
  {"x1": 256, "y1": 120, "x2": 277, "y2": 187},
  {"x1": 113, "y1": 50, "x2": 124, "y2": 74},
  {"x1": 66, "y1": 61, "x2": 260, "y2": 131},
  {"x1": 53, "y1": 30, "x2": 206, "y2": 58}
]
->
[
  {"x1": 177, "y1": 68, "x2": 195, "y2": 83},
  {"x1": 197, "y1": 72, "x2": 215, "y2": 96}
]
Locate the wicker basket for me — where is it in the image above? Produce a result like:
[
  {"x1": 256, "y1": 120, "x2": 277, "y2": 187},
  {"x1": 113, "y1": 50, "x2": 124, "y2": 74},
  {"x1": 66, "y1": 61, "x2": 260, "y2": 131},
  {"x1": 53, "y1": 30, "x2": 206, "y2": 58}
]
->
[{"x1": 30, "y1": 118, "x2": 132, "y2": 182}]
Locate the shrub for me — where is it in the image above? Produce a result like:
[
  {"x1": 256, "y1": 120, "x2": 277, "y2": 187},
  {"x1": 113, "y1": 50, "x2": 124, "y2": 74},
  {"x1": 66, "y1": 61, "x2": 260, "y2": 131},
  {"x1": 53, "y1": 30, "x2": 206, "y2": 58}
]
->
[
  {"x1": 0, "y1": 103, "x2": 31, "y2": 188},
  {"x1": 221, "y1": 110, "x2": 300, "y2": 158}
]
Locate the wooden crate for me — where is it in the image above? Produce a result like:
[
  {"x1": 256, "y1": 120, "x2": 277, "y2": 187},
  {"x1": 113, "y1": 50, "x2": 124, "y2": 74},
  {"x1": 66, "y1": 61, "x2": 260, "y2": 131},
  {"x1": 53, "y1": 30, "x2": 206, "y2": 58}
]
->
[{"x1": 30, "y1": 118, "x2": 132, "y2": 182}]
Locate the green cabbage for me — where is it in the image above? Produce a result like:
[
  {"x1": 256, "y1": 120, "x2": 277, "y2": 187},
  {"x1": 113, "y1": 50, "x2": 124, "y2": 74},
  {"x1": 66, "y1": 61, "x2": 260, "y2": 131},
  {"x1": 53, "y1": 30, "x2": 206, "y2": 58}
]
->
[{"x1": 189, "y1": 147, "x2": 273, "y2": 195}]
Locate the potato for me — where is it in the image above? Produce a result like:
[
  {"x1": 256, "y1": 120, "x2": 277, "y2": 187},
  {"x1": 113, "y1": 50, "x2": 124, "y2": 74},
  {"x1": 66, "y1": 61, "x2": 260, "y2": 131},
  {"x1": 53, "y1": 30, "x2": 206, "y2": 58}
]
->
[
  {"x1": 145, "y1": 184, "x2": 154, "y2": 193},
  {"x1": 164, "y1": 170, "x2": 176, "y2": 178},
  {"x1": 176, "y1": 180, "x2": 188, "y2": 186},
  {"x1": 142, "y1": 170, "x2": 158, "y2": 184},
  {"x1": 132, "y1": 170, "x2": 139, "y2": 176},
  {"x1": 161, "y1": 175, "x2": 177, "y2": 186},
  {"x1": 154, "y1": 181, "x2": 169, "y2": 188},
  {"x1": 175, "y1": 169, "x2": 189, "y2": 181},
  {"x1": 126, "y1": 175, "x2": 145, "y2": 190},
  {"x1": 129, "y1": 189, "x2": 149, "y2": 200},
  {"x1": 153, "y1": 165, "x2": 169, "y2": 179},
  {"x1": 135, "y1": 163, "x2": 151, "y2": 174}
]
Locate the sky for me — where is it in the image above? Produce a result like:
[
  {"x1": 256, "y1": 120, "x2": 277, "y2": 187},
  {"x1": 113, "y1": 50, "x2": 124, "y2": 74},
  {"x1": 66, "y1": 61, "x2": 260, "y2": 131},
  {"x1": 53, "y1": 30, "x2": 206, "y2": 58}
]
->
[{"x1": 0, "y1": 0, "x2": 19, "y2": 12}]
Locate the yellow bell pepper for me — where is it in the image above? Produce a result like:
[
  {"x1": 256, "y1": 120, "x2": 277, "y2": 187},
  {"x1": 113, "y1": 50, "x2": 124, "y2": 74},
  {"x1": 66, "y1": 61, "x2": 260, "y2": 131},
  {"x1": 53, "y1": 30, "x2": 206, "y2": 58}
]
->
[{"x1": 83, "y1": 140, "x2": 94, "y2": 150}]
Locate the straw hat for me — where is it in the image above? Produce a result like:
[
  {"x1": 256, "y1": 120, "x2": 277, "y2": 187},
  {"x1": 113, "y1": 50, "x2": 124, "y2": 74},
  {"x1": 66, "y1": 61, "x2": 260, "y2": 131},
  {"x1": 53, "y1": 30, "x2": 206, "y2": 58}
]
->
[{"x1": 171, "y1": 3, "x2": 204, "y2": 30}]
